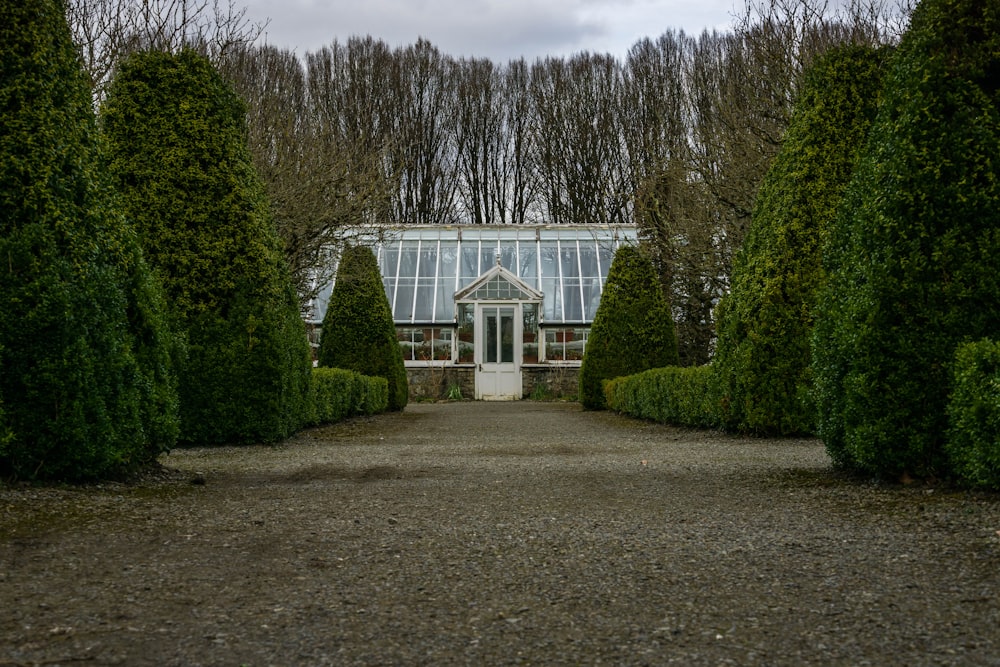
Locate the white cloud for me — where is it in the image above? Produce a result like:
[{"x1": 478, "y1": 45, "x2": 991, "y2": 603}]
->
[{"x1": 242, "y1": 0, "x2": 741, "y2": 62}]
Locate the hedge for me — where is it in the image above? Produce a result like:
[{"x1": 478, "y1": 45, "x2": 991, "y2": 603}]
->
[
  {"x1": 811, "y1": 0, "x2": 1000, "y2": 478},
  {"x1": 946, "y1": 340, "x2": 1000, "y2": 489},
  {"x1": 579, "y1": 245, "x2": 678, "y2": 410},
  {"x1": 319, "y1": 245, "x2": 408, "y2": 411},
  {"x1": 604, "y1": 365, "x2": 719, "y2": 429},
  {"x1": 306, "y1": 368, "x2": 389, "y2": 426},
  {"x1": 711, "y1": 45, "x2": 887, "y2": 436}
]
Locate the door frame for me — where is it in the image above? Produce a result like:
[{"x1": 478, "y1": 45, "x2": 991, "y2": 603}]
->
[{"x1": 474, "y1": 302, "x2": 521, "y2": 400}]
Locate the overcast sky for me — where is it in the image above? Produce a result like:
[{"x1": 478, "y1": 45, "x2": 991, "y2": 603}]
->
[{"x1": 239, "y1": 0, "x2": 743, "y2": 63}]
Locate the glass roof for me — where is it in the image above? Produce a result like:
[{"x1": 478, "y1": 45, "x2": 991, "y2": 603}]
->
[{"x1": 310, "y1": 224, "x2": 637, "y2": 326}]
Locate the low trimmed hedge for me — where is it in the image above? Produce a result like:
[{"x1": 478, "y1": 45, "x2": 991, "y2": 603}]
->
[
  {"x1": 604, "y1": 365, "x2": 719, "y2": 429},
  {"x1": 946, "y1": 340, "x2": 1000, "y2": 489},
  {"x1": 306, "y1": 367, "x2": 389, "y2": 426}
]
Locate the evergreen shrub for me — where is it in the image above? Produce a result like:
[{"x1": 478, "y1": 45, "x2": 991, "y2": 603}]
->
[
  {"x1": 0, "y1": 0, "x2": 179, "y2": 480},
  {"x1": 946, "y1": 341, "x2": 1000, "y2": 489},
  {"x1": 307, "y1": 368, "x2": 388, "y2": 426},
  {"x1": 604, "y1": 365, "x2": 718, "y2": 429},
  {"x1": 712, "y1": 45, "x2": 887, "y2": 436},
  {"x1": 812, "y1": 0, "x2": 1000, "y2": 478},
  {"x1": 102, "y1": 49, "x2": 311, "y2": 445},
  {"x1": 318, "y1": 245, "x2": 408, "y2": 411},
  {"x1": 579, "y1": 245, "x2": 678, "y2": 410}
]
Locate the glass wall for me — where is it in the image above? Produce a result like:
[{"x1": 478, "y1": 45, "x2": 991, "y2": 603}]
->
[{"x1": 370, "y1": 225, "x2": 635, "y2": 326}]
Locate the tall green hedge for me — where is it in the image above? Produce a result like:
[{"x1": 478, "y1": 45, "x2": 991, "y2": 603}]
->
[
  {"x1": 318, "y1": 245, "x2": 408, "y2": 411},
  {"x1": 604, "y1": 365, "x2": 718, "y2": 429},
  {"x1": 306, "y1": 368, "x2": 389, "y2": 426},
  {"x1": 0, "y1": 0, "x2": 178, "y2": 480},
  {"x1": 812, "y1": 0, "x2": 1000, "y2": 478},
  {"x1": 946, "y1": 340, "x2": 1000, "y2": 489},
  {"x1": 712, "y1": 45, "x2": 887, "y2": 436},
  {"x1": 101, "y1": 49, "x2": 311, "y2": 445},
  {"x1": 579, "y1": 245, "x2": 678, "y2": 410}
]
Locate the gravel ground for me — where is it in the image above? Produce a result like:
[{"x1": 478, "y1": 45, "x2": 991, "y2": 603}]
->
[{"x1": 2, "y1": 400, "x2": 999, "y2": 666}]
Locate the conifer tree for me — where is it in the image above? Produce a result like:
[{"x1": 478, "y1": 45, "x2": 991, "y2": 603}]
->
[
  {"x1": 102, "y1": 49, "x2": 311, "y2": 445},
  {"x1": 0, "y1": 0, "x2": 178, "y2": 480},
  {"x1": 318, "y1": 245, "x2": 408, "y2": 411},
  {"x1": 712, "y1": 45, "x2": 887, "y2": 435},
  {"x1": 812, "y1": 0, "x2": 1000, "y2": 477},
  {"x1": 579, "y1": 245, "x2": 678, "y2": 410}
]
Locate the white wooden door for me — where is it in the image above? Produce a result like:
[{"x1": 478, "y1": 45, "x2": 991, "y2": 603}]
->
[{"x1": 476, "y1": 304, "x2": 521, "y2": 400}]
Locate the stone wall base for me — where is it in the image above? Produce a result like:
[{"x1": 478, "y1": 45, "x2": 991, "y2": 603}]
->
[{"x1": 406, "y1": 365, "x2": 579, "y2": 401}]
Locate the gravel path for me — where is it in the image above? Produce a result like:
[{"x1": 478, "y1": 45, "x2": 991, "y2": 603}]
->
[{"x1": 2, "y1": 401, "x2": 999, "y2": 666}]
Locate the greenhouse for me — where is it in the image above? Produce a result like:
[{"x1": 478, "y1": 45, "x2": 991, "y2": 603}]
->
[{"x1": 309, "y1": 224, "x2": 638, "y2": 399}]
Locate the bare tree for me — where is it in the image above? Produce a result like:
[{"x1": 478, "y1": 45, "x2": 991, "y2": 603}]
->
[
  {"x1": 530, "y1": 53, "x2": 630, "y2": 226},
  {"x1": 67, "y1": 0, "x2": 265, "y2": 97},
  {"x1": 221, "y1": 43, "x2": 393, "y2": 305}
]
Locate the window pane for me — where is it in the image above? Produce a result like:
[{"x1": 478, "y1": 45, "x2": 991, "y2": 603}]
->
[
  {"x1": 485, "y1": 311, "x2": 498, "y2": 363},
  {"x1": 560, "y1": 243, "x2": 580, "y2": 278},
  {"x1": 544, "y1": 328, "x2": 562, "y2": 361},
  {"x1": 500, "y1": 245, "x2": 517, "y2": 273},
  {"x1": 439, "y1": 242, "x2": 458, "y2": 279},
  {"x1": 460, "y1": 243, "x2": 480, "y2": 287},
  {"x1": 519, "y1": 243, "x2": 538, "y2": 287},
  {"x1": 457, "y1": 303, "x2": 474, "y2": 363},
  {"x1": 523, "y1": 304, "x2": 538, "y2": 363},
  {"x1": 413, "y1": 284, "x2": 434, "y2": 321},
  {"x1": 563, "y1": 280, "x2": 583, "y2": 322},
  {"x1": 394, "y1": 281, "x2": 415, "y2": 321},
  {"x1": 579, "y1": 243, "x2": 600, "y2": 278},
  {"x1": 500, "y1": 308, "x2": 515, "y2": 363},
  {"x1": 582, "y1": 277, "x2": 602, "y2": 321}
]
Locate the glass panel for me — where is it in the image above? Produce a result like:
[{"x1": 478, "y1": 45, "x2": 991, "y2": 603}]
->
[
  {"x1": 439, "y1": 242, "x2": 458, "y2": 278},
  {"x1": 563, "y1": 279, "x2": 583, "y2": 321},
  {"x1": 579, "y1": 243, "x2": 600, "y2": 280},
  {"x1": 457, "y1": 303, "x2": 475, "y2": 363},
  {"x1": 541, "y1": 276, "x2": 560, "y2": 322},
  {"x1": 413, "y1": 284, "x2": 434, "y2": 321},
  {"x1": 544, "y1": 328, "x2": 562, "y2": 361},
  {"x1": 394, "y1": 281, "x2": 415, "y2": 321},
  {"x1": 499, "y1": 245, "x2": 517, "y2": 273},
  {"x1": 539, "y1": 241, "x2": 560, "y2": 322},
  {"x1": 460, "y1": 242, "x2": 480, "y2": 288},
  {"x1": 481, "y1": 244, "x2": 498, "y2": 273},
  {"x1": 381, "y1": 245, "x2": 400, "y2": 279},
  {"x1": 485, "y1": 310, "x2": 498, "y2": 363},
  {"x1": 435, "y1": 281, "x2": 455, "y2": 321},
  {"x1": 500, "y1": 307, "x2": 515, "y2": 363},
  {"x1": 397, "y1": 327, "x2": 417, "y2": 361},
  {"x1": 560, "y1": 242, "x2": 580, "y2": 278},
  {"x1": 519, "y1": 243, "x2": 538, "y2": 288},
  {"x1": 522, "y1": 303, "x2": 538, "y2": 363},
  {"x1": 567, "y1": 327, "x2": 588, "y2": 360},
  {"x1": 398, "y1": 242, "x2": 419, "y2": 278},
  {"x1": 582, "y1": 277, "x2": 602, "y2": 322}
]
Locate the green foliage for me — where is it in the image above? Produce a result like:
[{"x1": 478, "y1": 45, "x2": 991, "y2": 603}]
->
[
  {"x1": 712, "y1": 45, "x2": 888, "y2": 436},
  {"x1": 318, "y1": 245, "x2": 408, "y2": 411},
  {"x1": 604, "y1": 365, "x2": 718, "y2": 429},
  {"x1": 579, "y1": 245, "x2": 678, "y2": 410},
  {"x1": 306, "y1": 368, "x2": 388, "y2": 425},
  {"x1": 102, "y1": 49, "x2": 311, "y2": 445},
  {"x1": 812, "y1": 0, "x2": 1000, "y2": 478},
  {"x1": 0, "y1": 0, "x2": 179, "y2": 481},
  {"x1": 946, "y1": 340, "x2": 1000, "y2": 489}
]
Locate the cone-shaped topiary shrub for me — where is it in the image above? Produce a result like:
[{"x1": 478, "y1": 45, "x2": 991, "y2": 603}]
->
[
  {"x1": 0, "y1": 0, "x2": 179, "y2": 480},
  {"x1": 579, "y1": 244, "x2": 678, "y2": 410},
  {"x1": 102, "y1": 49, "x2": 311, "y2": 445},
  {"x1": 318, "y1": 245, "x2": 408, "y2": 411},
  {"x1": 812, "y1": 0, "x2": 1000, "y2": 478},
  {"x1": 712, "y1": 45, "x2": 888, "y2": 436}
]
